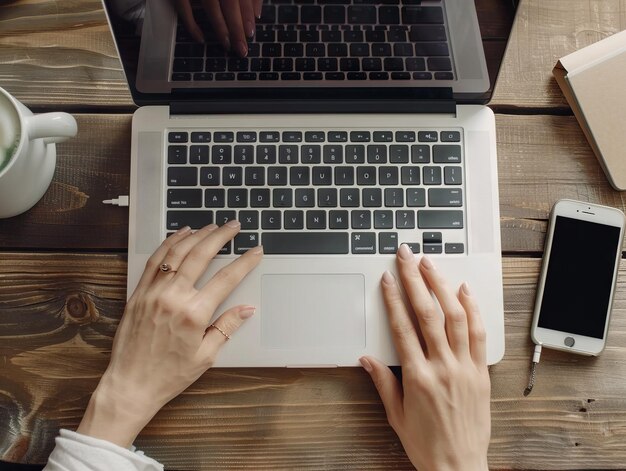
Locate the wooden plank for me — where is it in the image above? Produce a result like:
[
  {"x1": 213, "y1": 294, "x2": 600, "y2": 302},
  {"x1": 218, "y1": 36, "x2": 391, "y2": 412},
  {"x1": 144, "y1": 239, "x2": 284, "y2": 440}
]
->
[
  {"x1": 0, "y1": 0, "x2": 514, "y2": 111},
  {"x1": 1, "y1": 113, "x2": 621, "y2": 253},
  {"x1": 1, "y1": 253, "x2": 626, "y2": 469},
  {"x1": 491, "y1": 0, "x2": 626, "y2": 109}
]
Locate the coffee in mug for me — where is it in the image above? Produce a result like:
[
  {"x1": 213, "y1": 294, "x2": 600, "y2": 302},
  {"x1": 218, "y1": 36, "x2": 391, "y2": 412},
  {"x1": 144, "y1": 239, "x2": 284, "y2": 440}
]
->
[{"x1": 0, "y1": 87, "x2": 77, "y2": 218}]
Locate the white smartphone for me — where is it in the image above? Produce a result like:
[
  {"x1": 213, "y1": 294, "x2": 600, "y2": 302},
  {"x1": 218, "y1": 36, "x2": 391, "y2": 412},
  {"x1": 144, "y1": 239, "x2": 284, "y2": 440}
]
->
[{"x1": 531, "y1": 199, "x2": 625, "y2": 356}]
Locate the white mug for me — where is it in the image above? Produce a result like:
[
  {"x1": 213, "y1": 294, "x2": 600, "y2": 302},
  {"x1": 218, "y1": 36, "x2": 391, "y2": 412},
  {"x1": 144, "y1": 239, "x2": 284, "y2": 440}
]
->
[{"x1": 0, "y1": 86, "x2": 77, "y2": 218}]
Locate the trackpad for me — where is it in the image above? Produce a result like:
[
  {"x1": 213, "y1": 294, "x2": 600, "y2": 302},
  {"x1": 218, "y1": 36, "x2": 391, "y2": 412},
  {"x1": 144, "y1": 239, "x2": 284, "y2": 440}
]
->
[{"x1": 261, "y1": 274, "x2": 366, "y2": 348}]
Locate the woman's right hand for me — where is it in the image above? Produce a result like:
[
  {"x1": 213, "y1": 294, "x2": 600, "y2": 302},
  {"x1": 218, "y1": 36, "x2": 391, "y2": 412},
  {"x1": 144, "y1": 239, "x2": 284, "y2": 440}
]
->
[
  {"x1": 360, "y1": 245, "x2": 491, "y2": 471},
  {"x1": 174, "y1": 0, "x2": 264, "y2": 57}
]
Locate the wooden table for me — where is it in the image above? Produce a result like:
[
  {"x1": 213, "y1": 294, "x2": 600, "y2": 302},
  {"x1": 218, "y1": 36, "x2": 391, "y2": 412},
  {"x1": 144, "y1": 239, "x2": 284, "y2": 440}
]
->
[{"x1": 1, "y1": 1, "x2": 626, "y2": 469}]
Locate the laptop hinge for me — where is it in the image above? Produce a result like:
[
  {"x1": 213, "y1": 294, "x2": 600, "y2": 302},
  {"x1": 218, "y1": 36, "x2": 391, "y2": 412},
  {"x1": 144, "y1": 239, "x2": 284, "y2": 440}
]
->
[{"x1": 170, "y1": 87, "x2": 456, "y2": 115}]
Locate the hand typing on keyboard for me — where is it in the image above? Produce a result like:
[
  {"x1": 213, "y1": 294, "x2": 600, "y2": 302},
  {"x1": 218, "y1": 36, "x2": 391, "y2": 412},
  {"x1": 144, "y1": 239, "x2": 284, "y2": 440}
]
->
[
  {"x1": 173, "y1": 0, "x2": 263, "y2": 57},
  {"x1": 360, "y1": 246, "x2": 491, "y2": 471},
  {"x1": 75, "y1": 222, "x2": 263, "y2": 448}
]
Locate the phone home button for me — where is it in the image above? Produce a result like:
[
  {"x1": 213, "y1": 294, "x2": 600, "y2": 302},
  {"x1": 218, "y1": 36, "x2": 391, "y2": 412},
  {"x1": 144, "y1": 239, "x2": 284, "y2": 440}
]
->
[{"x1": 564, "y1": 337, "x2": 575, "y2": 347}]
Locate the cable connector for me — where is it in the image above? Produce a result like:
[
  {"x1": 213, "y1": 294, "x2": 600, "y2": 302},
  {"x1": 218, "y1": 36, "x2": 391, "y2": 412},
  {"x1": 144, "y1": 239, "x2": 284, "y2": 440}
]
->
[
  {"x1": 523, "y1": 344, "x2": 542, "y2": 396},
  {"x1": 102, "y1": 195, "x2": 129, "y2": 207}
]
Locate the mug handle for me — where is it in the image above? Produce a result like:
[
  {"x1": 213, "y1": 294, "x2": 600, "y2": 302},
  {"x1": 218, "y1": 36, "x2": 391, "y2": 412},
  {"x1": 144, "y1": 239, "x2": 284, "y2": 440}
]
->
[{"x1": 25, "y1": 112, "x2": 78, "y2": 144}]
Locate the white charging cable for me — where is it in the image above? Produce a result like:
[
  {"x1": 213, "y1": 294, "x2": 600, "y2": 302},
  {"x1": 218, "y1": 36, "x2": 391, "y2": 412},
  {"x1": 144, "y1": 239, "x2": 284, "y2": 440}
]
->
[
  {"x1": 102, "y1": 195, "x2": 129, "y2": 207},
  {"x1": 524, "y1": 344, "x2": 543, "y2": 396}
]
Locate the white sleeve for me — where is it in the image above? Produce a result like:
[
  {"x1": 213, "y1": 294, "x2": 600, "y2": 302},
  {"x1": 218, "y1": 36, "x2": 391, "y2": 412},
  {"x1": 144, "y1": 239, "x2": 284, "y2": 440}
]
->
[{"x1": 43, "y1": 429, "x2": 163, "y2": 471}]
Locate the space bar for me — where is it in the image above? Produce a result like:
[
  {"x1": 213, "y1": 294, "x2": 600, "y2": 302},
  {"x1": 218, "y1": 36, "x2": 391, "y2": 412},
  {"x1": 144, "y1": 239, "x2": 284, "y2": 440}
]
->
[{"x1": 262, "y1": 233, "x2": 349, "y2": 254}]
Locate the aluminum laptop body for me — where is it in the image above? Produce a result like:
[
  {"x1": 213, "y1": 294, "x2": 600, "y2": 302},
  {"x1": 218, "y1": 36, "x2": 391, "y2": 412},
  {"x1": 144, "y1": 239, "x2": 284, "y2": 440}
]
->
[{"x1": 103, "y1": 0, "x2": 507, "y2": 366}]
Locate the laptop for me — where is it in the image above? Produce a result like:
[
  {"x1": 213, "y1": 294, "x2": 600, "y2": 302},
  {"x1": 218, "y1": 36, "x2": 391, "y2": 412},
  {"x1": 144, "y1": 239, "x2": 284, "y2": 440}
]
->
[{"x1": 103, "y1": 0, "x2": 507, "y2": 366}]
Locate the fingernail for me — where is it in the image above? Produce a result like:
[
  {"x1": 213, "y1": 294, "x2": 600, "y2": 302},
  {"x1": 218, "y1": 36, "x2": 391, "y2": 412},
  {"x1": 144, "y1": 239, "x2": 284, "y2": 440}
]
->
[
  {"x1": 461, "y1": 282, "x2": 471, "y2": 296},
  {"x1": 359, "y1": 357, "x2": 373, "y2": 373},
  {"x1": 236, "y1": 40, "x2": 248, "y2": 57},
  {"x1": 421, "y1": 255, "x2": 434, "y2": 270},
  {"x1": 239, "y1": 306, "x2": 256, "y2": 319},
  {"x1": 398, "y1": 243, "x2": 413, "y2": 260},
  {"x1": 246, "y1": 21, "x2": 255, "y2": 38},
  {"x1": 177, "y1": 226, "x2": 192, "y2": 234},
  {"x1": 249, "y1": 245, "x2": 264, "y2": 255},
  {"x1": 226, "y1": 219, "x2": 241, "y2": 228},
  {"x1": 382, "y1": 270, "x2": 395, "y2": 285}
]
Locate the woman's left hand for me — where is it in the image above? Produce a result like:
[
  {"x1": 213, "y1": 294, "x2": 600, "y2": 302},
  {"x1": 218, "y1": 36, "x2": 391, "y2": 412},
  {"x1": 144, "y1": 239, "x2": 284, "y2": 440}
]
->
[{"x1": 77, "y1": 221, "x2": 263, "y2": 447}]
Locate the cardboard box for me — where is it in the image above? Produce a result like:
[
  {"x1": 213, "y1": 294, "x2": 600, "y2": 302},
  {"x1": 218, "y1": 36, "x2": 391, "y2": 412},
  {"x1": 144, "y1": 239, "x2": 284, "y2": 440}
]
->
[{"x1": 553, "y1": 29, "x2": 626, "y2": 190}]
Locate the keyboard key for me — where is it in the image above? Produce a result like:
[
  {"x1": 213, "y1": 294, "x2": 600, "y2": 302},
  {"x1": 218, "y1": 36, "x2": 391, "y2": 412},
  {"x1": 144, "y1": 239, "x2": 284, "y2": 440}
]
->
[
  {"x1": 435, "y1": 72, "x2": 454, "y2": 81},
  {"x1": 240, "y1": 210, "x2": 259, "y2": 230},
  {"x1": 228, "y1": 57, "x2": 249, "y2": 72},
  {"x1": 384, "y1": 188, "x2": 404, "y2": 207},
  {"x1": 374, "y1": 131, "x2": 393, "y2": 142},
  {"x1": 305, "y1": 131, "x2": 326, "y2": 142},
  {"x1": 222, "y1": 167, "x2": 243, "y2": 186},
  {"x1": 191, "y1": 132, "x2": 211, "y2": 143},
  {"x1": 357, "y1": 167, "x2": 377, "y2": 185},
  {"x1": 318, "y1": 188, "x2": 338, "y2": 207},
  {"x1": 379, "y1": 6, "x2": 400, "y2": 24},
  {"x1": 445, "y1": 243, "x2": 465, "y2": 254},
  {"x1": 215, "y1": 72, "x2": 236, "y2": 81},
  {"x1": 307, "y1": 210, "x2": 327, "y2": 229},
  {"x1": 166, "y1": 210, "x2": 212, "y2": 230},
  {"x1": 200, "y1": 167, "x2": 220, "y2": 186},
  {"x1": 251, "y1": 58, "x2": 271, "y2": 71},
  {"x1": 363, "y1": 188, "x2": 382, "y2": 207},
  {"x1": 433, "y1": 145, "x2": 462, "y2": 163},
  {"x1": 328, "y1": 43, "x2": 348, "y2": 57},
  {"x1": 402, "y1": 6, "x2": 444, "y2": 24},
  {"x1": 383, "y1": 58, "x2": 404, "y2": 71},
  {"x1": 423, "y1": 166, "x2": 442, "y2": 185},
  {"x1": 413, "y1": 72, "x2": 433, "y2": 80},
  {"x1": 328, "y1": 131, "x2": 348, "y2": 142},
  {"x1": 278, "y1": 5, "x2": 299, "y2": 23},
  {"x1": 406, "y1": 243, "x2": 421, "y2": 254},
  {"x1": 284, "y1": 210, "x2": 304, "y2": 230},
  {"x1": 204, "y1": 189, "x2": 225, "y2": 208},
  {"x1": 351, "y1": 210, "x2": 372, "y2": 229},
  {"x1": 396, "y1": 210, "x2": 415, "y2": 229},
  {"x1": 273, "y1": 58, "x2": 293, "y2": 71},
  {"x1": 295, "y1": 188, "x2": 315, "y2": 207},
  {"x1": 424, "y1": 244, "x2": 443, "y2": 254},
  {"x1": 391, "y1": 72, "x2": 411, "y2": 80},
  {"x1": 301, "y1": 145, "x2": 321, "y2": 164},
  {"x1": 268, "y1": 166, "x2": 288, "y2": 186},
  {"x1": 362, "y1": 58, "x2": 383, "y2": 72},
  {"x1": 283, "y1": 131, "x2": 303, "y2": 143},
  {"x1": 168, "y1": 132, "x2": 188, "y2": 143},
  {"x1": 340, "y1": 188, "x2": 360, "y2": 207},
  {"x1": 214, "y1": 132, "x2": 234, "y2": 143},
  {"x1": 251, "y1": 189, "x2": 271, "y2": 208},
  {"x1": 367, "y1": 145, "x2": 387, "y2": 163},
  {"x1": 395, "y1": 131, "x2": 416, "y2": 142},
  {"x1": 444, "y1": 166, "x2": 463, "y2": 185},
  {"x1": 348, "y1": 5, "x2": 376, "y2": 24},
  {"x1": 168, "y1": 145, "x2": 187, "y2": 164},
  {"x1": 429, "y1": 188, "x2": 463, "y2": 207},
  {"x1": 260, "y1": 131, "x2": 280, "y2": 143},
  {"x1": 323, "y1": 30, "x2": 343, "y2": 42},
  {"x1": 234, "y1": 145, "x2": 254, "y2": 165},
  {"x1": 194, "y1": 73, "x2": 214, "y2": 81},
  {"x1": 405, "y1": 58, "x2": 426, "y2": 71},
  {"x1": 350, "y1": 131, "x2": 371, "y2": 142},
  {"x1": 190, "y1": 145, "x2": 210, "y2": 164},
  {"x1": 228, "y1": 188, "x2": 248, "y2": 207},
  {"x1": 168, "y1": 167, "x2": 197, "y2": 186},
  {"x1": 409, "y1": 25, "x2": 447, "y2": 42},
  {"x1": 401, "y1": 167, "x2": 420, "y2": 185},
  {"x1": 236, "y1": 132, "x2": 256, "y2": 143},
  {"x1": 304, "y1": 72, "x2": 324, "y2": 80},
  {"x1": 366, "y1": 30, "x2": 386, "y2": 42},
  {"x1": 257, "y1": 145, "x2": 277, "y2": 164},
  {"x1": 340, "y1": 58, "x2": 360, "y2": 71},
  {"x1": 262, "y1": 43, "x2": 282, "y2": 57},
  {"x1": 411, "y1": 145, "x2": 430, "y2": 163},
  {"x1": 273, "y1": 188, "x2": 293, "y2": 207},
  {"x1": 168, "y1": 189, "x2": 202, "y2": 208},
  {"x1": 212, "y1": 145, "x2": 232, "y2": 164},
  {"x1": 245, "y1": 167, "x2": 265, "y2": 186},
  {"x1": 323, "y1": 145, "x2": 343, "y2": 164},
  {"x1": 374, "y1": 210, "x2": 394, "y2": 229},
  {"x1": 394, "y1": 43, "x2": 413, "y2": 57},
  {"x1": 379, "y1": 166, "x2": 399, "y2": 185},
  {"x1": 234, "y1": 233, "x2": 260, "y2": 254},
  {"x1": 347, "y1": 72, "x2": 367, "y2": 80},
  {"x1": 441, "y1": 131, "x2": 461, "y2": 142},
  {"x1": 345, "y1": 145, "x2": 365, "y2": 163},
  {"x1": 261, "y1": 210, "x2": 281, "y2": 230},
  {"x1": 428, "y1": 57, "x2": 452, "y2": 71},
  {"x1": 262, "y1": 232, "x2": 349, "y2": 254},
  {"x1": 418, "y1": 210, "x2": 464, "y2": 229},
  {"x1": 301, "y1": 5, "x2": 322, "y2": 23},
  {"x1": 335, "y1": 166, "x2": 354, "y2": 185},
  {"x1": 313, "y1": 166, "x2": 333, "y2": 185},
  {"x1": 423, "y1": 232, "x2": 442, "y2": 244},
  {"x1": 171, "y1": 72, "x2": 192, "y2": 82},
  {"x1": 352, "y1": 232, "x2": 376, "y2": 254},
  {"x1": 389, "y1": 145, "x2": 409, "y2": 163},
  {"x1": 415, "y1": 43, "x2": 449, "y2": 57},
  {"x1": 418, "y1": 131, "x2": 438, "y2": 142},
  {"x1": 329, "y1": 210, "x2": 349, "y2": 229},
  {"x1": 379, "y1": 232, "x2": 398, "y2": 254},
  {"x1": 406, "y1": 188, "x2": 426, "y2": 207},
  {"x1": 279, "y1": 145, "x2": 298, "y2": 164}
]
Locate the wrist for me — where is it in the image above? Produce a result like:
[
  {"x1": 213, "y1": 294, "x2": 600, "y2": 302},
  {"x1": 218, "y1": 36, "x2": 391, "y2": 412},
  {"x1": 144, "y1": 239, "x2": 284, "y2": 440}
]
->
[{"x1": 77, "y1": 376, "x2": 158, "y2": 448}]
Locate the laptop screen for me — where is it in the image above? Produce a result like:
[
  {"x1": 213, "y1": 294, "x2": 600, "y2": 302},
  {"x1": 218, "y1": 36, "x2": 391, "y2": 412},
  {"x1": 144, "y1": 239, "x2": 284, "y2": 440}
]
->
[{"x1": 103, "y1": 0, "x2": 515, "y2": 107}]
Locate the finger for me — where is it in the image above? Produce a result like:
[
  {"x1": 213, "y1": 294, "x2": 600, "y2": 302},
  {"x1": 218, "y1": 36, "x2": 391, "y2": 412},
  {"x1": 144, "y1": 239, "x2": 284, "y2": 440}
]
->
[
  {"x1": 381, "y1": 270, "x2": 426, "y2": 365},
  {"x1": 198, "y1": 304, "x2": 256, "y2": 362},
  {"x1": 219, "y1": 0, "x2": 248, "y2": 57},
  {"x1": 202, "y1": 0, "x2": 231, "y2": 51},
  {"x1": 360, "y1": 356, "x2": 404, "y2": 430},
  {"x1": 396, "y1": 244, "x2": 450, "y2": 359},
  {"x1": 173, "y1": 220, "x2": 242, "y2": 285},
  {"x1": 254, "y1": 0, "x2": 263, "y2": 19},
  {"x1": 418, "y1": 256, "x2": 470, "y2": 359},
  {"x1": 134, "y1": 226, "x2": 193, "y2": 294},
  {"x1": 239, "y1": 0, "x2": 256, "y2": 38},
  {"x1": 197, "y1": 245, "x2": 264, "y2": 318},
  {"x1": 174, "y1": 0, "x2": 205, "y2": 43},
  {"x1": 155, "y1": 224, "x2": 219, "y2": 285},
  {"x1": 458, "y1": 282, "x2": 487, "y2": 367}
]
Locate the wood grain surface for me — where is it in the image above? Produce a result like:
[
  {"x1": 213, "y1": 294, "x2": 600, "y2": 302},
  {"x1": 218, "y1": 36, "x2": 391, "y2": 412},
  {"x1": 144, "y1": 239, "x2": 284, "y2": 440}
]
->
[
  {"x1": 491, "y1": 0, "x2": 626, "y2": 110},
  {"x1": 2, "y1": 253, "x2": 626, "y2": 469},
  {"x1": 0, "y1": 113, "x2": 618, "y2": 254}
]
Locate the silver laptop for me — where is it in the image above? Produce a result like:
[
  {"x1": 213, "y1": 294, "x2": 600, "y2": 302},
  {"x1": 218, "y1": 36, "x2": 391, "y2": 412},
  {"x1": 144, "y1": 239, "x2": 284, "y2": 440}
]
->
[{"x1": 103, "y1": 0, "x2": 506, "y2": 366}]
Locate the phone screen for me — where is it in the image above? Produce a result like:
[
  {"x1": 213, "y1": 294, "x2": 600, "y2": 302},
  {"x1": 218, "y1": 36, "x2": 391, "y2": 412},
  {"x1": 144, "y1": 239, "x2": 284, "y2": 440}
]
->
[{"x1": 538, "y1": 216, "x2": 621, "y2": 339}]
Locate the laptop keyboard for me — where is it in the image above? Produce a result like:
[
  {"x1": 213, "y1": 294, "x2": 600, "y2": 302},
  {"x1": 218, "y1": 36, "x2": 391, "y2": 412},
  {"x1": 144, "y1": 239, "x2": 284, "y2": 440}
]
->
[
  {"x1": 166, "y1": 128, "x2": 466, "y2": 255},
  {"x1": 172, "y1": 1, "x2": 454, "y2": 83}
]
